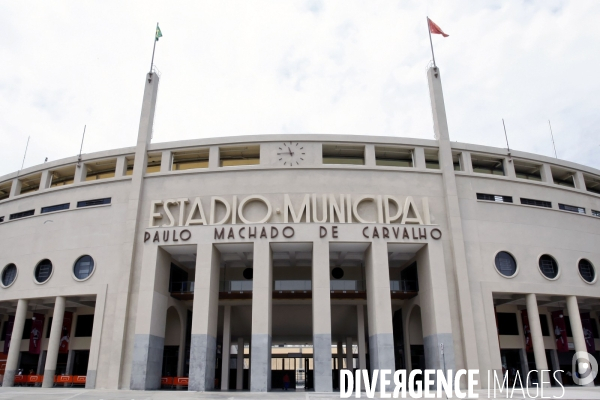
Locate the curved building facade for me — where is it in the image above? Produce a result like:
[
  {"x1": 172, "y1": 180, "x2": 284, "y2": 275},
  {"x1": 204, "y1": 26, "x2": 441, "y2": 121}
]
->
[{"x1": 0, "y1": 68, "x2": 599, "y2": 392}]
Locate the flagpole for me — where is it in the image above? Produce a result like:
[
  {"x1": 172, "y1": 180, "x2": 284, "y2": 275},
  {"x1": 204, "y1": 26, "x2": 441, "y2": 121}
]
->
[
  {"x1": 427, "y1": 17, "x2": 436, "y2": 68},
  {"x1": 150, "y1": 22, "x2": 158, "y2": 74}
]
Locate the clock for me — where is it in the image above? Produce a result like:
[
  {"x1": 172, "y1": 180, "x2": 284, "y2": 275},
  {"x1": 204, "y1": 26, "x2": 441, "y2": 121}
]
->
[{"x1": 277, "y1": 142, "x2": 305, "y2": 167}]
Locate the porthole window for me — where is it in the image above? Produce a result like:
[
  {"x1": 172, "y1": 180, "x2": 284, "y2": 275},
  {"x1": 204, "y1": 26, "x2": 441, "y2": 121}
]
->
[
  {"x1": 1, "y1": 264, "x2": 17, "y2": 288},
  {"x1": 73, "y1": 255, "x2": 95, "y2": 281},
  {"x1": 494, "y1": 252, "x2": 517, "y2": 277},
  {"x1": 538, "y1": 255, "x2": 559, "y2": 280},
  {"x1": 34, "y1": 259, "x2": 53, "y2": 284},
  {"x1": 578, "y1": 259, "x2": 596, "y2": 283}
]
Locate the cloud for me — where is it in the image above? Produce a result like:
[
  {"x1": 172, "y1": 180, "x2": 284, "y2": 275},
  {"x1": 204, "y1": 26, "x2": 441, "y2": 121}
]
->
[{"x1": 0, "y1": 0, "x2": 599, "y2": 177}]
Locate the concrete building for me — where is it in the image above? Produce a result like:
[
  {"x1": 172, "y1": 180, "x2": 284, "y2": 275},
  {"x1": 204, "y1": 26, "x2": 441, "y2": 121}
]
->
[{"x1": 0, "y1": 67, "x2": 599, "y2": 392}]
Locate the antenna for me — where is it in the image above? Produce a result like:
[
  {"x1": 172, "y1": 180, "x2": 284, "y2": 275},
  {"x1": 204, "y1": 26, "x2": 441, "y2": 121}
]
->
[
  {"x1": 17, "y1": 136, "x2": 30, "y2": 177},
  {"x1": 77, "y1": 125, "x2": 86, "y2": 168},
  {"x1": 548, "y1": 120, "x2": 558, "y2": 159},
  {"x1": 502, "y1": 119, "x2": 511, "y2": 155}
]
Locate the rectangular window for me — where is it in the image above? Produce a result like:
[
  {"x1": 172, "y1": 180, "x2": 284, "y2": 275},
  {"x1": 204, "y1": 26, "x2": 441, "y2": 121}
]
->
[
  {"x1": 220, "y1": 145, "x2": 260, "y2": 167},
  {"x1": 497, "y1": 312, "x2": 520, "y2": 335},
  {"x1": 425, "y1": 149, "x2": 440, "y2": 169},
  {"x1": 471, "y1": 155, "x2": 505, "y2": 176},
  {"x1": 77, "y1": 198, "x2": 111, "y2": 208},
  {"x1": 584, "y1": 174, "x2": 600, "y2": 195},
  {"x1": 0, "y1": 181, "x2": 11, "y2": 201},
  {"x1": 452, "y1": 152, "x2": 462, "y2": 171},
  {"x1": 146, "y1": 153, "x2": 161, "y2": 173},
  {"x1": 520, "y1": 198, "x2": 552, "y2": 208},
  {"x1": 375, "y1": 146, "x2": 413, "y2": 167},
  {"x1": 74, "y1": 314, "x2": 94, "y2": 337},
  {"x1": 19, "y1": 174, "x2": 42, "y2": 195},
  {"x1": 50, "y1": 166, "x2": 76, "y2": 188},
  {"x1": 591, "y1": 319, "x2": 599, "y2": 339},
  {"x1": 85, "y1": 159, "x2": 117, "y2": 181},
  {"x1": 559, "y1": 203, "x2": 585, "y2": 214},
  {"x1": 41, "y1": 203, "x2": 70, "y2": 214},
  {"x1": 9, "y1": 209, "x2": 35, "y2": 220},
  {"x1": 592, "y1": 210, "x2": 600, "y2": 217},
  {"x1": 540, "y1": 314, "x2": 550, "y2": 336},
  {"x1": 1, "y1": 320, "x2": 7, "y2": 339},
  {"x1": 551, "y1": 167, "x2": 575, "y2": 188},
  {"x1": 172, "y1": 149, "x2": 210, "y2": 171},
  {"x1": 514, "y1": 161, "x2": 542, "y2": 181},
  {"x1": 476, "y1": 193, "x2": 513, "y2": 203},
  {"x1": 322, "y1": 144, "x2": 365, "y2": 165},
  {"x1": 0, "y1": 216, "x2": 4, "y2": 223}
]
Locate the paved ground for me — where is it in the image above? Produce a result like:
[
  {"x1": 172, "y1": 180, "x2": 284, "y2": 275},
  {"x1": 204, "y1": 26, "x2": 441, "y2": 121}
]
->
[{"x1": 0, "y1": 387, "x2": 599, "y2": 399}]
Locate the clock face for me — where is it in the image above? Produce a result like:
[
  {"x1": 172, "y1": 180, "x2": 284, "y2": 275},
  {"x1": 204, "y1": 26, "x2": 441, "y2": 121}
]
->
[{"x1": 277, "y1": 142, "x2": 305, "y2": 167}]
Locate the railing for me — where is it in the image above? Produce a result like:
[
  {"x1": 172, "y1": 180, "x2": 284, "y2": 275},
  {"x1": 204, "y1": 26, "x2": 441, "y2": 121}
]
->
[
  {"x1": 330, "y1": 280, "x2": 365, "y2": 291},
  {"x1": 274, "y1": 280, "x2": 312, "y2": 291},
  {"x1": 220, "y1": 280, "x2": 253, "y2": 292},
  {"x1": 170, "y1": 281, "x2": 194, "y2": 293},
  {"x1": 390, "y1": 280, "x2": 418, "y2": 292}
]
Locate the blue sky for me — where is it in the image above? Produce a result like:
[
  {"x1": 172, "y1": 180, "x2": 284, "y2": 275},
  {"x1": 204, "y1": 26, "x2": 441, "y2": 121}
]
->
[{"x1": 0, "y1": 0, "x2": 599, "y2": 176}]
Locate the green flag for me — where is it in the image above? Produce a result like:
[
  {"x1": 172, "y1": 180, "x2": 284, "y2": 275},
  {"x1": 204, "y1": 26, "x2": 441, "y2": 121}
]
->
[{"x1": 155, "y1": 25, "x2": 163, "y2": 41}]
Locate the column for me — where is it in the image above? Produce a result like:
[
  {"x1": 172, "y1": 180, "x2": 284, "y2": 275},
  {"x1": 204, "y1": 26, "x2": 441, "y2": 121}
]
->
[
  {"x1": 364, "y1": 144, "x2": 376, "y2": 166},
  {"x1": 221, "y1": 305, "x2": 232, "y2": 390},
  {"x1": 3, "y1": 299, "x2": 28, "y2": 387},
  {"x1": 73, "y1": 163, "x2": 87, "y2": 183},
  {"x1": 250, "y1": 241, "x2": 272, "y2": 392},
  {"x1": 177, "y1": 310, "x2": 187, "y2": 377},
  {"x1": 346, "y1": 337, "x2": 353, "y2": 370},
  {"x1": 413, "y1": 147, "x2": 426, "y2": 169},
  {"x1": 65, "y1": 350, "x2": 75, "y2": 375},
  {"x1": 357, "y1": 305, "x2": 367, "y2": 370},
  {"x1": 39, "y1": 170, "x2": 52, "y2": 190},
  {"x1": 550, "y1": 350, "x2": 562, "y2": 385},
  {"x1": 365, "y1": 240, "x2": 395, "y2": 390},
  {"x1": 566, "y1": 296, "x2": 594, "y2": 386},
  {"x1": 130, "y1": 246, "x2": 171, "y2": 390},
  {"x1": 42, "y1": 296, "x2": 66, "y2": 388},
  {"x1": 504, "y1": 157, "x2": 516, "y2": 178},
  {"x1": 312, "y1": 239, "x2": 332, "y2": 392},
  {"x1": 337, "y1": 340, "x2": 344, "y2": 371},
  {"x1": 160, "y1": 150, "x2": 172, "y2": 173},
  {"x1": 574, "y1": 171, "x2": 587, "y2": 191},
  {"x1": 525, "y1": 294, "x2": 550, "y2": 388},
  {"x1": 115, "y1": 156, "x2": 128, "y2": 177},
  {"x1": 236, "y1": 337, "x2": 244, "y2": 390},
  {"x1": 189, "y1": 244, "x2": 221, "y2": 391},
  {"x1": 209, "y1": 146, "x2": 220, "y2": 169},
  {"x1": 415, "y1": 243, "x2": 455, "y2": 379},
  {"x1": 9, "y1": 178, "x2": 21, "y2": 197},
  {"x1": 540, "y1": 164, "x2": 553, "y2": 183}
]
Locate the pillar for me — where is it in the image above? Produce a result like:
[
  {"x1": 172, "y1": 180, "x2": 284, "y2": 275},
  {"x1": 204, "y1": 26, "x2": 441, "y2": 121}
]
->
[
  {"x1": 42, "y1": 296, "x2": 66, "y2": 388},
  {"x1": 73, "y1": 163, "x2": 87, "y2": 183},
  {"x1": 365, "y1": 241, "x2": 395, "y2": 390},
  {"x1": 337, "y1": 340, "x2": 344, "y2": 371},
  {"x1": 427, "y1": 66, "x2": 479, "y2": 374},
  {"x1": 209, "y1": 146, "x2": 220, "y2": 169},
  {"x1": 39, "y1": 170, "x2": 52, "y2": 190},
  {"x1": 130, "y1": 246, "x2": 171, "y2": 390},
  {"x1": 160, "y1": 151, "x2": 172, "y2": 173},
  {"x1": 236, "y1": 337, "x2": 244, "y2": 390},
  {"x1": 574, "y1": 171, "x2": 586, "y2": 191},
  {"x1": 525, "y1": 294, "x2": 550, "y2": 388},
  {"x1": 540, "y1": 164, "x2": 553, "y2": 184},
  {"x1": 250, "y1": 241, "x2": 272, "y2": 392},
  {"x1": 3, "y1": 299, "x2": 28, "y2": 387},
  {"x1": 115, "y1": 156, "x2": 128, "y2": 177},
  {"x1": 364, "y1": 144, "x2": 376, "y2": 166},
  {"x1": 566, "y1": 296, "x2": 594, "y2": 386},
  {"x1": 504, "y1": 157, "x2": 516, "y2": 178},
  {"x1": 413, "y1": 147, "x2": 426, "y2": 169},
  {"x1": 177, "y1": 310, "x2": 187, "y2": 377},
  {"x1": 357, "y1": 305, "x2": 367, "y2": 370},
  {"x1": 221, "y1": 305, "x2": 232, "y2": 390},
  {"x1": 9, "y1": 178, "x2": 21, "y2": 197},
  {"x1": 312, "y1": 239, "x2": 332, "y2": 392},
  {"x1": 189, "y1": 244, "x2": 221, "y2": 391},
  {"x1": 550, "y1": 350, "x2": 562, "y2": 385},
  {"x1": 346, "y1": 337, "x2": 353, "y2": 370},
  {"x1": 65, "y1": 350, "x2": 75, "y2": 375}
]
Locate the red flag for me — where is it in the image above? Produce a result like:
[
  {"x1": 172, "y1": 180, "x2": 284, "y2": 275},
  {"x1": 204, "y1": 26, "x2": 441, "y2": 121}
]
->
[{"x1": 428, "y1": 18, "x2": 449, "y2": 37}]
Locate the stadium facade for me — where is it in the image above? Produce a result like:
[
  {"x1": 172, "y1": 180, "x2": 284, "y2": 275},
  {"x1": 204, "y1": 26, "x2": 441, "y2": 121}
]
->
[{"x1": 0, "y1": 67, "x2": 599, "y2": 392}]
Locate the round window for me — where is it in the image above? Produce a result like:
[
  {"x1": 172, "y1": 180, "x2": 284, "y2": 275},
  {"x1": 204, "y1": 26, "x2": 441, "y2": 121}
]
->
[
  {"x1": 243, "y1": 268, "x2": 253, "y2": 280},
  {"x1": 73, "y1": 255, "x2": 95, "y2": 281},
  {"x1": 34, "y1": 259, "x2": 53, "y2": 283},
  {"x1": 538, "y1": 255, "x2": 559, "y2": 280},
  {"x1": 494, "y1": 252, "x2": 517, "y2": 277},
  {"x1": 578, "y1": 259, "x2": 595, "y2": 283},
  {"x1": 1, "y1": 264, "x2": 17, "y2": 287},
  {"x1": 332, "y1": 267, "x2": 344, "y2": 280}
]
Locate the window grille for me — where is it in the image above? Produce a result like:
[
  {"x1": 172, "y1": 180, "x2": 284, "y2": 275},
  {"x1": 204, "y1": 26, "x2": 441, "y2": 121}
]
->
[
  {"x1": 558, "y1": 203, "x2": 585, "y2": 214},
  {"x1": 520, "y1": 198, "x2": 552, "y2": 208}
]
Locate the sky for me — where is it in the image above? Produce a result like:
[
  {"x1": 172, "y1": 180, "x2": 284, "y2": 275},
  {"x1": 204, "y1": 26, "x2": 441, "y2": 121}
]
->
[{"x1": 1, "y1": 0, "x2": 599, "y2": 177}]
